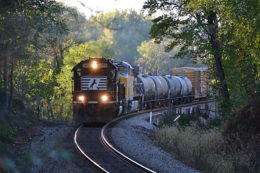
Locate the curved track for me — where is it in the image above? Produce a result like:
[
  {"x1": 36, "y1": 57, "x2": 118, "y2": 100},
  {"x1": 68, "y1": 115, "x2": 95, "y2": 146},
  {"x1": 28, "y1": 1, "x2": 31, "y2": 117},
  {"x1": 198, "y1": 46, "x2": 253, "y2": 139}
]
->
[
  {"x1": 74, "y1": 122, "x2": 153, "y2": 173},
  {"x1": 74, "y1": 99, "x2": 214, "y2": 173},
  {"x1": 101, "y1": 111, "x2": 158, "y2": 173},
  {"x1": 74, "y1": 125, "x2": 108, "y2": 172}
]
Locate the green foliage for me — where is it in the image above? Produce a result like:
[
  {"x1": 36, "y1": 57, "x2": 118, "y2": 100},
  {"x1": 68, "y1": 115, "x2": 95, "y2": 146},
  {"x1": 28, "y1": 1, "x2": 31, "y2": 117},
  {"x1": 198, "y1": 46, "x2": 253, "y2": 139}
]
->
[
  {"x1": 143, "y1": 0, "x2": 259, "y2": 111},
  {"x1": 221, "y1": 0, "x2": 259, "y2": 92},
  {"x1": 13, "y1": 58, "x2": 55, "y2": 116},
  {"x1": 159, "y1": 110, "x2": 194, "y2": 128},
  {"x1": 159, "y1": 108, "x2": 224, "y2": 130},
  {"x1": 144, "y1": 0, "x2": 210, "y2": 58},
  {"x1": 159, "y1": 111, "x2": 176, "y2": 127},
  {"x1": 137, "y1": 39, "x2": 201, "y2": 74},
  {"x1": 85, "y1": 10, "x2": 152, "y2": 64},
  {"x1": 178, "y1": 115, "x2": 193, "y2": 127},
  {"x1": 206, "y1": 117, "x2": 222, "y2": 128},
  {"x1": 66, "y1": 40, "x2": 114, "y2": 60}
]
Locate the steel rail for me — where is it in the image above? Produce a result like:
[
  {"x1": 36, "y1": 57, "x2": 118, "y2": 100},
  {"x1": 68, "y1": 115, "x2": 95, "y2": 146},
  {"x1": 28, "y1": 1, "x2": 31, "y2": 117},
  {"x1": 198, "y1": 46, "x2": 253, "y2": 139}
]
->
[
  {"x1": 100, "y1": 111, "x2": 159, "y2": 173},
  {"x1": 74, "y1": 125, "x2": 109, "y2": 173}
]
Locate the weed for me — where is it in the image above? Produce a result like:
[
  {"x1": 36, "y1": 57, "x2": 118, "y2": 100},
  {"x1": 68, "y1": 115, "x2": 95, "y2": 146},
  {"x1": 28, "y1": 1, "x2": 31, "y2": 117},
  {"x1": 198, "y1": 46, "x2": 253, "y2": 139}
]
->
[{"x1": 153, "y1": 126, "x2": 251, "y2": 173}]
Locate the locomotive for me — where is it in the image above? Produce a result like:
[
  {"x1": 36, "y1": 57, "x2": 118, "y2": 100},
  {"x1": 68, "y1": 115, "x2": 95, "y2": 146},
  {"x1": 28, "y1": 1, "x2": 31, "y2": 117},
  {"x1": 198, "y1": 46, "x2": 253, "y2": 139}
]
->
[{"x1": 72, "y1": 58, "x2": 207, "y2": 123}]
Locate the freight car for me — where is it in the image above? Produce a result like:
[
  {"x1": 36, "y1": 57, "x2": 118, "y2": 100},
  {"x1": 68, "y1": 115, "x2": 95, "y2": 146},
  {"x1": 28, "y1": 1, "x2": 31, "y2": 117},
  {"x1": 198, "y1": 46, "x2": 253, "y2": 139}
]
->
[
  {"x1": 173, "y1": 67, "x2": 209, "y2": 99},
  {"x1": 72, "y1": 58, "x2": 205, "y2": 123}
]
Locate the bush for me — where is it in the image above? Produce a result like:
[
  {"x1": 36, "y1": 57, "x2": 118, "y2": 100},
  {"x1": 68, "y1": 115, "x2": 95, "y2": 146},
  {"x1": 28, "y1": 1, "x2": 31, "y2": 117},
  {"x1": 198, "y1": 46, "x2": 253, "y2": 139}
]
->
[
  {"x1": 159, "y1": 110, "x2": 196, "y2": 128},
  {"x1": 159, "y1": 109, "x2": 222, "y2": 129},
  {"x1": 153, "y1": 126, "x2": 252, "y2": 173}
]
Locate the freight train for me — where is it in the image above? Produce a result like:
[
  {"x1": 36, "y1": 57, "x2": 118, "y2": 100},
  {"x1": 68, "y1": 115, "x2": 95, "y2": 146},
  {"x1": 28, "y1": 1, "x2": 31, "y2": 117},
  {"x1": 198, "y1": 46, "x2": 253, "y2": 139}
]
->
[{"x1": 72, "y1": 58, "x2": 208, "y2": 123}]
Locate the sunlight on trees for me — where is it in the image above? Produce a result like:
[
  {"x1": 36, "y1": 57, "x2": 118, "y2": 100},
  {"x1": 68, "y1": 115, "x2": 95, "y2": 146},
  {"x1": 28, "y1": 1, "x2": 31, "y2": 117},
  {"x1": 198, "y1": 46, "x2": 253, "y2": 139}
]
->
[
  {"x1": 85, "y1": 10, "x2": 152, "y2": 64},
  {"x1": 137, "y1": 39, "x2": 201, "y2": 75},
  {"x1": 143, "y1": 0, "x2": 259, "y2": 106}
]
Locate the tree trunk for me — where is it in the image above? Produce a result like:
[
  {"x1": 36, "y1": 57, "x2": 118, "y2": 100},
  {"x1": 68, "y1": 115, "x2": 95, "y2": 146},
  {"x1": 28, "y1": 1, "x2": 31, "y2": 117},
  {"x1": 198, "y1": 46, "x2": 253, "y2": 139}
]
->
[
  {"x1": 0, "y1": 57, "x2": 4, "y2": 108},
  {"x1": 3, "y1": 57, "x2": 8, "y2": 108},
  {"x1": 59, "y1": 44, "x2": 64, "y2": 67},
  {"x1": 207, "y1": 11, "x2": 230, "y2": 100},
  {"x1": 47, "y1": 99, "x2": 54, "y2": 120},
  {"x1": 8, "y1": 56, "x2": 14, "y2": 108}
]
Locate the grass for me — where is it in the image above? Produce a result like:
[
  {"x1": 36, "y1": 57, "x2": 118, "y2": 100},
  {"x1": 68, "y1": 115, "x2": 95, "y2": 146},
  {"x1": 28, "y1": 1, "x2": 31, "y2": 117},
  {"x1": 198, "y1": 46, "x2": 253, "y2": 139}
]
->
[{"x1": 153, "y1": 116, "x2": 252, "y2": 173}]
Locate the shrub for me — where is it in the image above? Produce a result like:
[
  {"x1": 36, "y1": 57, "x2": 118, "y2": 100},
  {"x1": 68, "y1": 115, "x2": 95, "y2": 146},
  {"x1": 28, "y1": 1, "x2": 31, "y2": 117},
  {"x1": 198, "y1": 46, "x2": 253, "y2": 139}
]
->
[{"x1": 153, "y1": 126, "x2": 251, "y2": 173}]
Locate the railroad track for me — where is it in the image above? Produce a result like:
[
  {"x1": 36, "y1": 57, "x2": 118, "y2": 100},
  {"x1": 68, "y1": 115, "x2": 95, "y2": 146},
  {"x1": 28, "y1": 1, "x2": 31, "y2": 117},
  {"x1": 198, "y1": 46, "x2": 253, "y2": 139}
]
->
[
  {"x1": 74, "y1": 118, "x2": 154, "y2": 173},
  {"x1": 74, "y1": 99, "x2": 215, "y2": 173}
]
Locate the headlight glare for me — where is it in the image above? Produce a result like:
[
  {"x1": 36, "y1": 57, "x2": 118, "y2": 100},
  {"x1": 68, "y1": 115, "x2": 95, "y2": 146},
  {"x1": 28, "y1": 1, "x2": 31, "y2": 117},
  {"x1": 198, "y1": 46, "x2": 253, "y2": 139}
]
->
[
  {"x1": 101, "y1": 94, "x2": 108, "y2": 102},
  {"x1": 91, "y1": 60, "x2": 98, "y2": 69},
  {"x1": 78, "y1": 95, "x2": 85, "y2": 102}
]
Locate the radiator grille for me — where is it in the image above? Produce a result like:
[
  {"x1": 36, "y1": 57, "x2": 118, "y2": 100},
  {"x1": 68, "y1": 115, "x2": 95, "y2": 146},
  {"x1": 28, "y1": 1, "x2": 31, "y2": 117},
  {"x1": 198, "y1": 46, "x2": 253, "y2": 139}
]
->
[{"x1": 81, "y1": 76, "x2": 107, "y2": 90}]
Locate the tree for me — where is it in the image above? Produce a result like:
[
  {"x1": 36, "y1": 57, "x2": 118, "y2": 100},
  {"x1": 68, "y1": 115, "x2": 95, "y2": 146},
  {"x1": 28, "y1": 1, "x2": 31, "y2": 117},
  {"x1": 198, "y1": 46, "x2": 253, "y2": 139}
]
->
[
  {"x1": 137, "y1": 39, "x2": 199, "y2": 74},
  {"x1": 84, "y1": 10, "x2": 152, "y2": 64},
  {"x1": 0, "y1": 0, "x2": 64, "y2": 108},
  {"x1": 143, "y1": 0, "x2": 230, "y2": 99},
  {"x1": 0, "y1": 0, "x2": 85, "y2": 111},
  {"x1": 220, "y1": 0, "x2": 259, "y2": 98}
]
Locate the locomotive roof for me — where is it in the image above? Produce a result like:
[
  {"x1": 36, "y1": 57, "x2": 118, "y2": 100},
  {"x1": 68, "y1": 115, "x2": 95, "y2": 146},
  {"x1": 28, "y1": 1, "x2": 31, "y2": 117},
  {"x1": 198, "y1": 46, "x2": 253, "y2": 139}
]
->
[
  {"x1": 114, "y1": 61, "x2": 134, "y2": 69},
  {"x1": 72, "y1": 58, "x2": 115, "y2": 71}
]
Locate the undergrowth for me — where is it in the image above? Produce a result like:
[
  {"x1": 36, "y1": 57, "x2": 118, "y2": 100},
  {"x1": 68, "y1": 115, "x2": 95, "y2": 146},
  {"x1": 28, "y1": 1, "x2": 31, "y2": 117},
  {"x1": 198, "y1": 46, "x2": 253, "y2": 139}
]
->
[
  {"x1": 154, "y1": 111, "x2": 257, "y2": 173},
  {"x1": 0, "y1": 109, "x2": 36, "y2": 172}
]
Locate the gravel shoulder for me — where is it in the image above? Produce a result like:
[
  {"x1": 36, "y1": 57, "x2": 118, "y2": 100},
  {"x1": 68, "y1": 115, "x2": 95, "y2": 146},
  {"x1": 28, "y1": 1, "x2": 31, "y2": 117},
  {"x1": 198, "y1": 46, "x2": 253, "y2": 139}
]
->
[
  {"x1": 13, "y1": 122, "x2": 94, "y2": 173},
  {"x1": 111, "y1": 113, "x2": 201, "y2": 173}
]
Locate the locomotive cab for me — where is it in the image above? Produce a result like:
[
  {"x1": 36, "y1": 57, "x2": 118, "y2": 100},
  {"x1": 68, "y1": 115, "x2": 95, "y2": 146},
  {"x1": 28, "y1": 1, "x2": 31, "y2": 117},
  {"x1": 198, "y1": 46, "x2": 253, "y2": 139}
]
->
[
  {"x1": 72, "y1": 58, "x2": 118, "y2": 123},
  {"x1": 115, "y1": 61, "x2": 140, "y2": 113}
]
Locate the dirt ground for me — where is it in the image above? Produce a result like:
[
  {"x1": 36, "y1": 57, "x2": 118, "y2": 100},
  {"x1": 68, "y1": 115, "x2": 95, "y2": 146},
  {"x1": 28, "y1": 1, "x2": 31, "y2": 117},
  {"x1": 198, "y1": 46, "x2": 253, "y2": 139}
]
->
[{"x1": 10, "y1": 122, "x2": 95, "y2": 173}]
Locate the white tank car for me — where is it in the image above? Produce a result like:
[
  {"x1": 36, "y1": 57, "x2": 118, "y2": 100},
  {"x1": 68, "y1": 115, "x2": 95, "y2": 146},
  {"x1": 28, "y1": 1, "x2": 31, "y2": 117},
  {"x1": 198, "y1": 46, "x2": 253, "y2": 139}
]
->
[
  {"x1": 137, "y1": 74, "x2": 156, "y2": 101},
  {"x1": 156, "y1": 76, "x2": 169, "y2": 99},
  {"x1": 137, "y1": 74, "x2": 193, "y2": 103}
]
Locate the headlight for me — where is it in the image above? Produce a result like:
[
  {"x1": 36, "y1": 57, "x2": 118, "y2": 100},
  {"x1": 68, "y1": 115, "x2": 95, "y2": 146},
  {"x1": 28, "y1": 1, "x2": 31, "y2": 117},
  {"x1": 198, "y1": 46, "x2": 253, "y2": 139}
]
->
[
  {"x1": 91, "y1": 60, "x2": 98, "y2": 69},
  {"x1": 77, "y1": 95, "x2": 85, "y2": 102},
  {"x1": 100, "y1": 94, "x2": 108, "y2": 102}
]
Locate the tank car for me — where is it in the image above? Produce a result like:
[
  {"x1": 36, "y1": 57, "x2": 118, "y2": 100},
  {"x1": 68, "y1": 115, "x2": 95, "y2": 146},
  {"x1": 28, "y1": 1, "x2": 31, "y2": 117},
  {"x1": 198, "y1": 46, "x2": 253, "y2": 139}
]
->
[{"x1": 137, "y1": 74, "x2": 194, "y2": 107}]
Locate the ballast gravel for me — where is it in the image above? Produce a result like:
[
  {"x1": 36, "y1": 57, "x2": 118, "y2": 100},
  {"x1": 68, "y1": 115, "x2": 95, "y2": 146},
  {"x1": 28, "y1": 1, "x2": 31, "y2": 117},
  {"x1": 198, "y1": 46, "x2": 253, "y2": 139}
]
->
[
  {"x1": 111, "y1": 113, "x2": 201, "y2": 173},
  {"x1": 14, "y1": 123, "x2": 95, "y2": 173}
]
